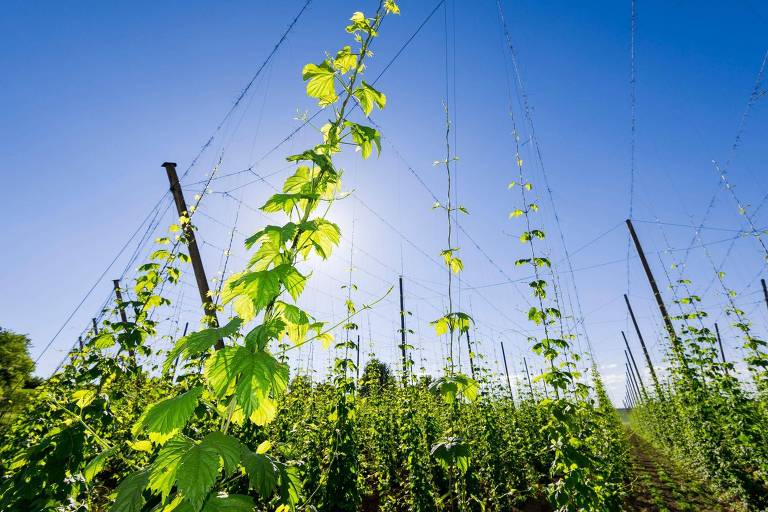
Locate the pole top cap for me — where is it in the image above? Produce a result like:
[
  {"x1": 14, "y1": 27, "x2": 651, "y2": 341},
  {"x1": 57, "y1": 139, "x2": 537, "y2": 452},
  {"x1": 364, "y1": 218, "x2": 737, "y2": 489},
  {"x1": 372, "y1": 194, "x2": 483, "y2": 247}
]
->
[{"x1": 162, "y1": 162, "x2": 177, "y2": 169}]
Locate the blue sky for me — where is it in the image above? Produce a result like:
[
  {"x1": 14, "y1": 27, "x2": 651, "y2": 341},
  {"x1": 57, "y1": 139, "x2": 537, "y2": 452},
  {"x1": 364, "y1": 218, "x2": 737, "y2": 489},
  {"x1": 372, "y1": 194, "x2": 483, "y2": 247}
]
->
[{"x1": 1, "y1": 0, "x2": 767, "y2": 403}]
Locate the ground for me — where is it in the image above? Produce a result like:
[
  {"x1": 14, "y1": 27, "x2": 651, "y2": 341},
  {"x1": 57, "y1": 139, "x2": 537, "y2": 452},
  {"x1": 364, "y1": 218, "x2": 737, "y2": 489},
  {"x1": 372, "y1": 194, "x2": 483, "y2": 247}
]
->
[{"x1": 623, "y1": 429, "x2": 740, "y2": 512}]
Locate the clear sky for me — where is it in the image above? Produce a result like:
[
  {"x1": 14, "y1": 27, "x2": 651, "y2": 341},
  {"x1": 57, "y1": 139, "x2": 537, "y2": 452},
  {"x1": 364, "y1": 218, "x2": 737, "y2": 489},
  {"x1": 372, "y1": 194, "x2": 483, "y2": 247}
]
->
[{"x1": 1, "y1": 0, "x2": 767, "y2": 404}]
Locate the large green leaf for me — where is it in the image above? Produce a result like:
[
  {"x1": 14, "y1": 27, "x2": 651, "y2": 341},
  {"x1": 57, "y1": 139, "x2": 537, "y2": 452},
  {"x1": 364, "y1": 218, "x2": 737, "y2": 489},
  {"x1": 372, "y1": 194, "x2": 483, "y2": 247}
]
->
[
  {"x1": 274, "y1": 264, "x2": 307, "y2": 301},
  {"x1": 296, "y1": 219, "x2": 341, "y2": 259},
  {"x1": 111, "y1": 469, "x2": 149, "y2": 512},
  {"x1": 241, "y1": 449, "x2": 278, "y2": 497},
  {"x1": 353, "y1": 80, "x2": 386, "y2": 116},
  {"x1": 176, "y1": 438, "x2": 220, "y2": 510},
  {"x1": 204, "y1": 431, "x2": 242, "y2": 477},
  {"x1": 148, "y1": 435, "x2": 193, "y2": 500},
  {"x1": 205, "y1": 347, "x2": 289, "y2": 425},
  {"x1": 84, "y1": 447, "x2": 115, "y2": 483},
  {"x1": 221, "y1": 270, "x2": 281, "y2": 314},
  {"x1": 133, "y1": 387, "x2": 203, "y2": 443},
  {"x1": 202, "y1": 495, "x2": 255, "y2": 512},
  {"x1": 164, "y1": 319, "x2": 243, "y2": 373},
  {"x1": 302, "y1": 61, "x2": 337, "y2": 106}
]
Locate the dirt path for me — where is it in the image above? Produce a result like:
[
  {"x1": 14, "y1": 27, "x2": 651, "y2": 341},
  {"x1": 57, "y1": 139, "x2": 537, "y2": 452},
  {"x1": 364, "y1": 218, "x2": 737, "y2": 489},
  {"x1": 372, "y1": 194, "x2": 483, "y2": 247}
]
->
[{"x1": 623, "y1": 430, "x2": 738, "y2": 511}]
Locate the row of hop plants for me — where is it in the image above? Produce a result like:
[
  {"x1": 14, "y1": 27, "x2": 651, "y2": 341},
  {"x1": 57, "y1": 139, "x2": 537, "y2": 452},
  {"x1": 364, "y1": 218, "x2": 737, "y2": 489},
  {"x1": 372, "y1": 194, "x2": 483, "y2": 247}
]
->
[
  {"x1": 1, "y1": 4, "x2": 632, "y2": 511},
  {"x1": 629, "y1": 260, "x2": 768, "y2": 509}
]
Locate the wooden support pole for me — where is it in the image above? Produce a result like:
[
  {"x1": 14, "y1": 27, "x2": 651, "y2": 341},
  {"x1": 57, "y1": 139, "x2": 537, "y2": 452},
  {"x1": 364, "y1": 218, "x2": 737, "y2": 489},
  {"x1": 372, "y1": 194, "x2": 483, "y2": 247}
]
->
[
  {"x1": 356, "y1": 334, "x2": 361, "y2": 381},
  {"x1": 172, "y1": 322, "x2": 189, "y2": 383},
  {"x1": 398, "y1": 275, "x2": 408, "y2": 378},
  {"x1": 622, "y1": 330, "x2": 646, "y2": 393},
  {"x1": 762, "y1": 278, "x2": 768, "y2": 314},
  {"x1": 625, "y1": 353, "x2": 642, "y2": 401},
  {"x1": 162, "y1": 162, "x2": 222, "y2": 349},
  {"x1": 465, "y1": 329, "x2": 476, "y2": 379},
  {"x1": 714, "y1": 322, "x2": 729, "y2": 375},
  {"x1": 92, "y1": 318, "x2": 99, "y2": 335},
  {"x1": 113, "y1": 279, "x2": 136, "y2": 361},
  {"x1": 626, "y1": 366, "x2": 639, "y2": 406},
  {"x1": 500, "y1": 342, "x2": 514, "y2": 400},
  {"x1": 523, "y1": 357, "x2": 534, "y2": 397},
  {"x1": 78, "y1": 336, "x2": 83, "y2": 351},
  {"x1": 626, "y1": 219, "x2": 685, "y2": 360},
  {"x1": 624, "y1": 294, "x2": 662, "y2": 393}
]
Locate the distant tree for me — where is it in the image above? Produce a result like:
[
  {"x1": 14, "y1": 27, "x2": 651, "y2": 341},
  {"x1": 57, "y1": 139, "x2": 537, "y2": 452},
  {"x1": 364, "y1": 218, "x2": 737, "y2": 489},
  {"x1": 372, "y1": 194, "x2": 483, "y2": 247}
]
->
[
  {"x1": 0, "y1": 327, "x2": 36, "y2": 405},
  {"x1": 359, "y1": 358, "x2": 394, "y2": 397}
]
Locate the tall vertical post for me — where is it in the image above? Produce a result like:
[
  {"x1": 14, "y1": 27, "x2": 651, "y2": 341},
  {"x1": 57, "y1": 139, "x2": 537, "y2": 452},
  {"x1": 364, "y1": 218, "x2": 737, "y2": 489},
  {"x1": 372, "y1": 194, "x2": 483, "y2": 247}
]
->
[
  {"x1": 621, "y1": 330, "x2": 646, "y2": 393},
  {"x1": 714, "y1": 322, "x2": 729, "y2": 375},
  {"x1": 172, "y1": 322, "x2": 189, "y2": 383},
  {"x1": 626, "y1": 219, "x2": 685, "y2": 359},
  {"x1": 762, "y1": 278, "x2": 768, "y2": 314},
  {"x1": 523, "y1": 357, "x2": 534, "y2": 397},
  {"x1": 625, "y1": 350, "x2": 643, "y2": 399},
  {"x1": 500, "y1": 342, "x2": 514, "y2": 400},
  {"x1": 626, "y1": 365, "x2": 639, "y2": 405},
  {"x1": 78, "y1": 336, "x2": 83, "y2": 351},
  {"x1": 113, "y1": 279, "x2": 136, "y2": 361},
  {"x1": 162, "y1": 162, "x2": 222, "y2": 349},
  {"x1": 398, "y1": 275, "x2": 408, "y2": 379},
  {"x1": 465, "y1": 330, "x2": 476, "y2": 379},
  {"x1": 624, "y1": 294, "x2": 662, "y2": 393},
  {"x1": 92, "y1": 318, "x2": 99, "y2": 336},
  {"x1": 356, "y1": 334, "x2": 361, "y2": 380}
]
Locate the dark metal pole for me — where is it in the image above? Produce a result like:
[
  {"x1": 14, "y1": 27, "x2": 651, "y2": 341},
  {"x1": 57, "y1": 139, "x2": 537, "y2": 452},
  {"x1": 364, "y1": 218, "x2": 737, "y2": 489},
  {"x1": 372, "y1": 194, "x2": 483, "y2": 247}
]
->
[
  {"x1": 523, "y1": 357, "x2": 534, "y2": 397},
  {"x1": 622, "y1": 330, "x2": 646, "y2": 393},
  {"x1": 78, "y1": 336, "x2": 83, "y2": 351},
  {"x1": 465, "y1": 330, "x2": 476, "y2": 379},
  {"x1": 113, "y1": 279, "x2": 136, "y2": 361},
  {"x1": 500, "y1": 342, "x2": 514, "y2": 400},
  {"x1": 92, "y1": 318, "x2": 99, "y2": 335},
  {"x1": 398, "y1": 275, "x2": 408, "y2": 378},
  {"x1": 162, "y1": 162, "x2": 222, "y2": 349},
  {"x1": 624, "y1": 294, "x2": 662, "y2": 393},
  {"x1": 626, "y1": 219, "x2": 685, "y2": 359}
]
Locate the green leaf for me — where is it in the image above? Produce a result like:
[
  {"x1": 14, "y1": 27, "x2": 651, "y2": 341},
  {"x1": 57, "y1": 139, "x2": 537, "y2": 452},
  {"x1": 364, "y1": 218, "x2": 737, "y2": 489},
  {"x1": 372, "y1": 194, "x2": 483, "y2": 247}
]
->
[
  {"x1": 221, "y1": 270, "x2": 281, "y2": 314},
  {"x1": 242, "y1": 450, "x2": 278, "y2": 497},
  {"x1": 176, "y1": 438, "x2": 220, "y2": 510},
  {"x1": 202, "y1": 495, "x2": 255, "y2": 512},
  {"x1": 133, "y1": 387, "x2": 203, "y2": 444},
  {"x1": 148, "y1": 436, "x2": 194, "y2": 500},
  {"x1": 345, "y1": 121, "x2": 381, "y2": 159},
  {"x1": 84, "y1": 447, "x2": 115, "y2": 483},
  {"x1": 429, "y1": 374, "x2": 479, "y2": 404},
  {"x1": 111, "y1": 469, "x2": 150, "y2": 512},
  {"x1": 431, "y1": 437, "x2": 470, "y2": 474},
  {"x1": 93, "y1": 332, "x2": 116, "y2": 349},
  {"x1": 296, "y1": 219, "x2": 341, "y2": 259},
  {"x1": 165, "y1": 318, "x2": 243, "y2": 373},
  {"x1": 384, "y1": 0, "x2": 400, "y2": 14},
  {"x1": 260, "y1": 193, "x2": 319, "y2": 216},
  {"x1": 353, "y1": 80, "x2": 386, "y2": 116},
  {"x1": 332, "y1": 46, "x2": 358, "y2": 74},
  {"x1": 204, "y1": 431, "x2": 242, "y2": 477},
  {"x1": 205, "y1": 347, "x2": 289, "y2": 425},
  {"x1": 274, "y1": 264, "x2": 307, "y2": 301},
  {"x1": 301, "y1": 61, "x2": 337, "y2": 106}
]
